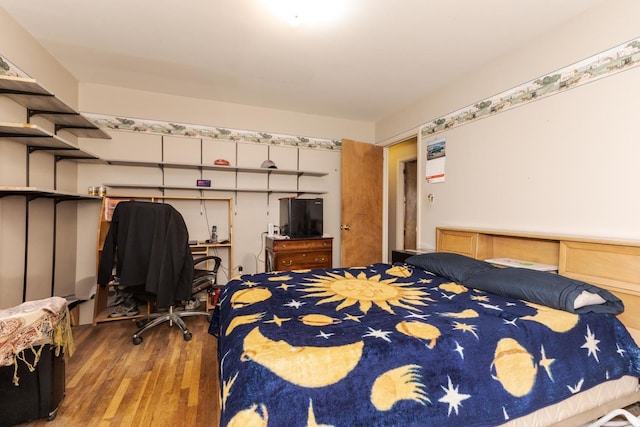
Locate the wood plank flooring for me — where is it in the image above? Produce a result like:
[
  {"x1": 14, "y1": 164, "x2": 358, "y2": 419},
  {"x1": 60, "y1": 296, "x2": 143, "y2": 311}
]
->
[
  {"x1": 18, "y1": 316, "x2": 220, "y2": 427},
  {"x1": 17, "y1": 316, "x2": 640, "y2": 426}
]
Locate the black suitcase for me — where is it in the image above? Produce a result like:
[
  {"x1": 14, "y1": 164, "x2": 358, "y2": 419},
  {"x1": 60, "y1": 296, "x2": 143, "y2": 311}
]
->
[{"x1": 0, "y1": 345, "x2": 65, "y2": 427}]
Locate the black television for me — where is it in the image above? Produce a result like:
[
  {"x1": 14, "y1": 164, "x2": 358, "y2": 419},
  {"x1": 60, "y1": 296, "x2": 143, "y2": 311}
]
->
[{"x1": 279, "y1": 198, "x2": 323, "y2": 238}]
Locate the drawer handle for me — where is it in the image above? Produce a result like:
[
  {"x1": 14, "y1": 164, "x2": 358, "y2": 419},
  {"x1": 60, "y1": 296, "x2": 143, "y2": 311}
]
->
[{"x1": 282, "y1": 260, "x2": 293, "y2": 267}]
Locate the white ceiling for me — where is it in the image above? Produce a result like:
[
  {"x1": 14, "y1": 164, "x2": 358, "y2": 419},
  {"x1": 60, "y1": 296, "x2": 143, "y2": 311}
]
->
[{"x1": 0, "y1": 0, "x2": 609, "y2": 122}]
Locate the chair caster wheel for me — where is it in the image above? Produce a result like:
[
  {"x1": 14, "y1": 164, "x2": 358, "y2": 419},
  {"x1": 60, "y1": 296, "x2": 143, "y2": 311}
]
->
[
  {"x1": 133, "y1": 336, "x2": 143, "y2": 345},
  {"x1": 136, "y1": 319, "x2": 146, "y2": 328},
  {"x1": 183, "y1": 332, "x2": 192, "y2": 341}
]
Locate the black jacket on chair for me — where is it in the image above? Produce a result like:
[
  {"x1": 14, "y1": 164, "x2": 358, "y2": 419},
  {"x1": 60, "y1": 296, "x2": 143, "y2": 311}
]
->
[{"x1": 98, "y1": 201, "x2": 194, "y2": 309}]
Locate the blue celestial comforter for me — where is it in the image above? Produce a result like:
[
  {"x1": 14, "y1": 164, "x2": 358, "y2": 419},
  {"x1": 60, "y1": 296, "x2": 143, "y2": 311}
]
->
[{"x1": 209, "y1": 263, "x2": 640, "y2": 427}]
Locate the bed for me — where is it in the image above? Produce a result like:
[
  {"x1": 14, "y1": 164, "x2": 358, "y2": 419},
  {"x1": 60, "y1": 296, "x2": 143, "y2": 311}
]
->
[{"x1": 209, "y1": 248, "x2": 640, "y2": 427}]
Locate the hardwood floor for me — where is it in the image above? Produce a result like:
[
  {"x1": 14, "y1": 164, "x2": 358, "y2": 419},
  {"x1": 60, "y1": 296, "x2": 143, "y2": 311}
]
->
[
  {"x1": 19, "y1": 316, "x2": 220, "y2": 427},
  {"x1": 14, "y1": 315, "x2": 640, "y2": 426}
]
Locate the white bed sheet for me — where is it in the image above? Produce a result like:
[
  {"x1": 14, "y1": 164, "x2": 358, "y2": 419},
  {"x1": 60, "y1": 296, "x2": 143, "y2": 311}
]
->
[{"x1": 502, "y1": 375, "x2": 639, "y2": 427}]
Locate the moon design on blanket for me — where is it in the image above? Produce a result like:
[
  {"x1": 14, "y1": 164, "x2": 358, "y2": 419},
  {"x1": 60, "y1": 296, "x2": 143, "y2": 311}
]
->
[
  {"x1": 439, "y1": 282, "x2": 469, "y2": 294},
  {"x1": 268, "y1": 275, "x2": 294, "y2": 281},
  {"x1": 300, "y1": 270, "x2": 431, "y2": 315},
  {"x1": 231, "y1": 288, "x2": 272, "y2": 309},
  {"x1": 299, "y1": 314, "x2": 342, "y2": 326},
  {"x1": 520, "y1": 302, "x2": 579, "y2": 332},
  {"x1": 241, "y1": 326, "x2": 364, "y2": 387},
  {"x1": 396, "y1": 321, "x2": 441, "y2": 348},
  {"x1": 225, "y1": 312, "x2": 265, "y2": 336},
  {"x1": 371, "y1": 364, "x2": 430, "y2": 411},
  {"x1": 491, "y1": 338, "x2": 537, "y2": 397},
  {"x1": 386, "y1": 265, "x2": 413, "y2": 277},
  {"x1": 227, "y1": 403, "x2": 268, "y2": 427},
  {"x1": 440, "y1": 309, "x2": 479, "y2": 318}
]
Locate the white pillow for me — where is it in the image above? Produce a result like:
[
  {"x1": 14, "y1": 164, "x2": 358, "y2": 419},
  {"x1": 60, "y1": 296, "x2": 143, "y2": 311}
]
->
[{"x1": 573, "y1": 290, "x2": 606, "y2": 309}]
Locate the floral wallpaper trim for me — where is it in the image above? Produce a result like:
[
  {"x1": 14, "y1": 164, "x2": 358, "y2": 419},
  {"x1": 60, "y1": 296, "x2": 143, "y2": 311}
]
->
[
  {"x1": 0, "y1": 54, "x2": 32, "y2": 78},
  {"x1": 420, "y1": 37, "x2": 640, "y2": 139},
  {"x1": 83, "y1": 113, "x2": 342, "y2": 151}
]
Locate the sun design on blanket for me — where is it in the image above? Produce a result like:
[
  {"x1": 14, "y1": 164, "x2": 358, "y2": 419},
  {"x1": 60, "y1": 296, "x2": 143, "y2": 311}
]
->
[{"x1": 300, "y1": 270, "x2": 432, "y2": 314}]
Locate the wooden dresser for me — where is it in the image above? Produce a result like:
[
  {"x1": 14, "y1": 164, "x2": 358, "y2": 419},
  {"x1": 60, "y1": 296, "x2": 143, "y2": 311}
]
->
[{"x1": 265, "y1": 237, "x2": 333, "y2": 272}]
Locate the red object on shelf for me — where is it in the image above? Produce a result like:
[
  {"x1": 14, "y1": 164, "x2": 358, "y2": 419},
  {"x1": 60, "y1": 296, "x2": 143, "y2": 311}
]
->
[{"x1": 210, "y1": 289, "x2": 221, "y2": 307}]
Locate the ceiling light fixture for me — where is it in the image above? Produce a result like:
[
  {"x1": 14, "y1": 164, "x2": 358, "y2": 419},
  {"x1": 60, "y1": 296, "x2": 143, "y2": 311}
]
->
[{"x1": 261, "y1": 0, "x2": 347, "y2": 27}]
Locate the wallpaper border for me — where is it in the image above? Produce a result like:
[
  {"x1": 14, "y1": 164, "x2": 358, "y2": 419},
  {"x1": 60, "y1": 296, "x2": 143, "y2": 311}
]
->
[
  {"x1": 420, "y1": 37, "x2": 640, "y2": 139},
  {"x1": 0, "y1": 54, "x2": 29, "y2": 78},
  {"x1": 3, "y1": 36, "x2": 639, "y2": 149},
  {"x1": 82, "y1": 113, "x2": 342, "y2": 151}
]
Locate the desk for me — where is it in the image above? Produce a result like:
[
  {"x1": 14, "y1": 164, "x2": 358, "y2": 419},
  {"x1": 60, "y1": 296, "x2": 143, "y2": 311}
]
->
[
  {"x1": 189, "y1": 242, "x2": 231, "y2": 310},
  {"x1": 189, "y1": 242, "x2": 232, "y2": 266},
  {"x1": 94, "y1": 195, "x2": 233, "y2": 324}
]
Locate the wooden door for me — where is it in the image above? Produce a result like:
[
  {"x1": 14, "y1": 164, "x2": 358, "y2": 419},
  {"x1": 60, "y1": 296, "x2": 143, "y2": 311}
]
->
[
  {"x1": 340, "y1": 139, "x2": 383, "y2": 267},
  {"x1": 403, "y1": 160, "x2": 417, "y2": 249}
]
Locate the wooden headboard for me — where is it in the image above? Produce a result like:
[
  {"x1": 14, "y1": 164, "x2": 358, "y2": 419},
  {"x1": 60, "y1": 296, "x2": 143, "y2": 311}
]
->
[{"x1": 436, "y1": 227, "x2": 640, "y2": 344}]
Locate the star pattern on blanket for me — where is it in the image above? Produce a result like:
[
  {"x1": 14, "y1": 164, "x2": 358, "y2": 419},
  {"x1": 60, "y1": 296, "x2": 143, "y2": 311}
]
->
[
  {"x1": 213, "y1": 263, "x2": 640, "y2": 427},
  {"x1": 452, "y1": 321, "x2": 479, "y2": 339},
  {"x1": 581, "y1": 325, "x2": 601, "y2": 362},
  {"x1": 343, "y1": 313, "x2": 362, "y2": 322},
  {"x1": 265, "y1": 314, "x2": 290, "y2": 327},
  {"x1": 439, "y1": 376, "x2": 471, "y2": 416},
  {"x1": 284, "y1": 299, "x2": 305, "y2": 309},
  {"x1": 540, "y1": 345, "x2": 556, "y2": 381},
  {"x1": 363, "y1": 327, "x2": 393, "y2": 343}
]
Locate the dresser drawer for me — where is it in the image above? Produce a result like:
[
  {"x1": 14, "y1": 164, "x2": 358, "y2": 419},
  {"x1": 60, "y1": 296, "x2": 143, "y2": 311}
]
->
[
  {"x1": 274, "y1": 250, "x2": 332, "y2": 270},
  {"x1": 269, "y1": 238, "x2": 332, "y2": 252}
]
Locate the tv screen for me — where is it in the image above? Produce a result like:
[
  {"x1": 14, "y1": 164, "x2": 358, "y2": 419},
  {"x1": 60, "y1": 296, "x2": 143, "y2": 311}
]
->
[{"x1": 279, "y1": 198, "x2": 323, "y2": 238}]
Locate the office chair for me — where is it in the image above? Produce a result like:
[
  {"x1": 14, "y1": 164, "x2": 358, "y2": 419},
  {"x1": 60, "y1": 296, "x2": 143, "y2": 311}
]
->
[
  {"x1": 131, "y1": 255, "x2": 222, "y2": 345},
  {"x1": 97, "y1": 201, "x2": 221, "y2": 344}
]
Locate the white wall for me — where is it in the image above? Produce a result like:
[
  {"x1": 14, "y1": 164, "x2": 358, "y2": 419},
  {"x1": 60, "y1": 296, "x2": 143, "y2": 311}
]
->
[
  {"x1": 79, "y1": 83, "x2": 374, "y2": 144},
  {"x1": 376, "y1": 0, "x2": 640, "y2": 249},
  {"x1": 418, "y1": 68, "x2": 640, "y2": 246},
  {"x1": 0, "y1": 8, "x2": 81, "y2": 308}
]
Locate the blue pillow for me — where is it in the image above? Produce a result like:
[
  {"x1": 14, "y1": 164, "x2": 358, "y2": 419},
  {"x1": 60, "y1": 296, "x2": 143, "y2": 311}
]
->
[
  {"x1": 404, "y1": 252, "x2": 497, "y2": 283},
  {"x1": 464, "y1": 267, "x2": 623, "y2": 314}
]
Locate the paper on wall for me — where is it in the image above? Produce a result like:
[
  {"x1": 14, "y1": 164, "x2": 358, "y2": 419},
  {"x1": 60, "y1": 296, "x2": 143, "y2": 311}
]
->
[{"x1": 426, "y1": 138, "x2": 446, "y2": 183}]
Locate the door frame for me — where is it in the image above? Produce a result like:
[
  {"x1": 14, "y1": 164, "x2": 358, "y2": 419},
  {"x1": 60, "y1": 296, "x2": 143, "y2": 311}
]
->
[{"x1": 381, "y1": 135, "x2": 420, "y2": 262}]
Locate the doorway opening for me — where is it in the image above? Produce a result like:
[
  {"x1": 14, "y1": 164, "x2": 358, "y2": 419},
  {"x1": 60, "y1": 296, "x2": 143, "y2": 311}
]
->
[
  {"x1": 386, "y1": 137, "x2": 418, "y2": 259},
  {"x1": 403, "y1": 159, "x2": 417, "y2": 250}
]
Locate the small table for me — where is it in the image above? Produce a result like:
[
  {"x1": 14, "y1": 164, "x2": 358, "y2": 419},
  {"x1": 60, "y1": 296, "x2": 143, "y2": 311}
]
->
[{"x1": 391, "y1": 249, "x2": 433, "y2": 263}]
